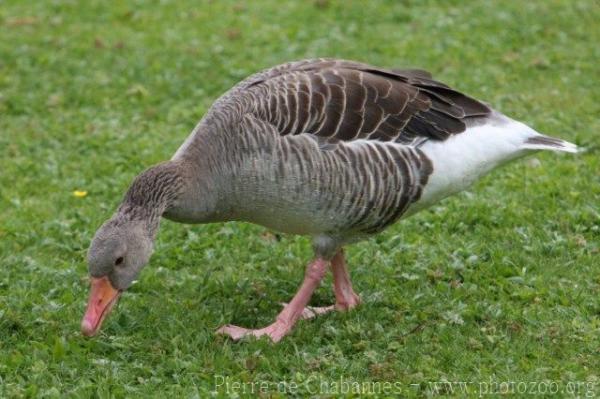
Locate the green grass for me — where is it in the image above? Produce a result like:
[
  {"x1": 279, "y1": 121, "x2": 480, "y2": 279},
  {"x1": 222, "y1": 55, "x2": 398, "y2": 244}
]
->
[{"x1": 1, "y1": 0, "x2": 599, "y2": 397}]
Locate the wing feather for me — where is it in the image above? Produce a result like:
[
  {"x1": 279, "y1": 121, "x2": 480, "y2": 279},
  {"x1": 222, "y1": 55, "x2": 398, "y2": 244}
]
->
[{"x1": 227, "y1": 59, "x2": 491, "y2": 147}]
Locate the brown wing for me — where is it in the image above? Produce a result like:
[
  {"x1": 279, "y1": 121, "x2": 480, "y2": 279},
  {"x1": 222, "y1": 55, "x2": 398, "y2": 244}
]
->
[{"x1": 243, "y1": 59, "x2": 490, "y2": 146}]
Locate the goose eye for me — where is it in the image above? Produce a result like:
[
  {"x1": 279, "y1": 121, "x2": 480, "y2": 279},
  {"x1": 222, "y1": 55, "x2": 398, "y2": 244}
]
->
[{"x1": 115, "y1": 257, "x2": 124, "y2": 266}]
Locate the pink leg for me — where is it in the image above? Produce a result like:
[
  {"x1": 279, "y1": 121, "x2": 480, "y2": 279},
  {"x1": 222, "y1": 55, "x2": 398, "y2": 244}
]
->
[
  {"x1": 331, "y1": 249, "x2": 361, "y2": 311},
  {"x1": 217, "y1": 258, "x2": 329, "y2": 342},
  {"x1": 286, "y1": 249, "x2": 360, "y2": 320}
]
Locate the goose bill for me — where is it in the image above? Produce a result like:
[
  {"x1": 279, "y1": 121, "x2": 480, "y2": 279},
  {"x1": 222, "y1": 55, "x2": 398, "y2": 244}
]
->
[{"x1": 81, "y1": 276, "x2": 121, "y2": 336}]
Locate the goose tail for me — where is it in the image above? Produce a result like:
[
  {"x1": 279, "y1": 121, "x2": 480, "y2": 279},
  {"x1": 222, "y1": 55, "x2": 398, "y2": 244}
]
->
[{"x1": 522, "y1": 134, "x2": 579, "y2": 153}]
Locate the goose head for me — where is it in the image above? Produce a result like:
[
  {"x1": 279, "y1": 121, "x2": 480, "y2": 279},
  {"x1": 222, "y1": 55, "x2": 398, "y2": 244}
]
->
[{"x1": 81, "y1": 217, "x2": 153, "y2": 336}]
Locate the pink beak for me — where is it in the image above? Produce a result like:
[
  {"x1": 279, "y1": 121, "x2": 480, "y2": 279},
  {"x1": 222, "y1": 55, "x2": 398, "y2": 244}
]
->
[{"x1": 81, "y1": 276, "x2": 121, "y2": 336}]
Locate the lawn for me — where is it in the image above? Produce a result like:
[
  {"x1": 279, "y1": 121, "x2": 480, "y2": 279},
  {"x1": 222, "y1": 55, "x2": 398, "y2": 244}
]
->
[{"x1": 1, "y1": 0, "x2": 599, "y2": 397}]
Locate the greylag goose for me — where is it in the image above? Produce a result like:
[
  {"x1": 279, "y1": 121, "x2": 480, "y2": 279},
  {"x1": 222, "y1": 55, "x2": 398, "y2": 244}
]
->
[{"x1": 81, "y1": 59, "x2": 578, "y2": 342}]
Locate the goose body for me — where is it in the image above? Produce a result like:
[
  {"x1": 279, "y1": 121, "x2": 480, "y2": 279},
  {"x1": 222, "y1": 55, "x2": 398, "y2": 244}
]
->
[
  {"x1": 82, "y1": 59, "x2": 577, "y2": 341},
  {"x1": 167, "y1": 59, "x2": 575, "y2": 244}
]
